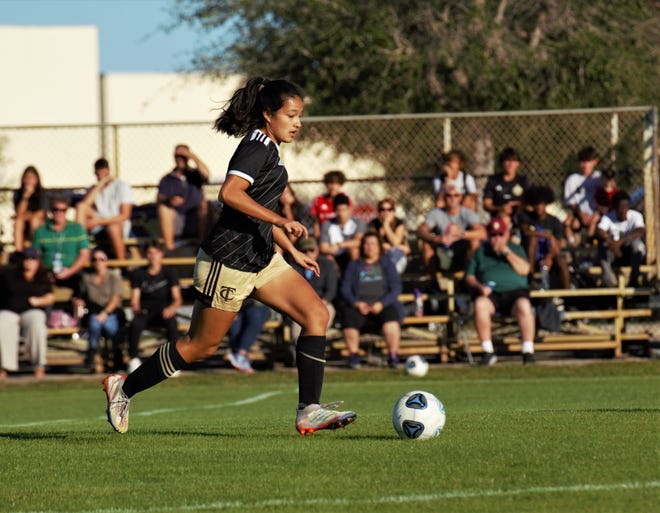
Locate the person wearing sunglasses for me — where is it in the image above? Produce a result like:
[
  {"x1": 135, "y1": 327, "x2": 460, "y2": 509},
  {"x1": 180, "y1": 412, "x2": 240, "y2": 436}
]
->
[
  {"x1": 367, "y1": 198, "x2": 411, "y2": 274},
  {"x1": 31, "y1": 192, "x2": 91, "y2": 291},
  {"x1": 417, "y1": 184, "x2": 486, "y2": 274},
  {"x1": 73, "y1": 247, "x2": 124, "y2": 372},
  {"x1": 464, "y1": 217, "x2": 535, "y2": 366}
]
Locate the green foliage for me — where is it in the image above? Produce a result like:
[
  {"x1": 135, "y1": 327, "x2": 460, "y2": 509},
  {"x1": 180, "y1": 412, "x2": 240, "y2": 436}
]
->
[
  {"x1": 169, "y1": 0, "x2": 660, "y2": 114},
  {"x1": 1, "y1": 361, "x2": 660, "y2": 512}
]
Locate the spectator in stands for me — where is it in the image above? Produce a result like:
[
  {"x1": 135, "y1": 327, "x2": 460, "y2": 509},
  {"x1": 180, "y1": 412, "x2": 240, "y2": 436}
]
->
[
  {"x1": 310, "y1": 170, "x2": 350, "y2": 238},
  {"x1": 76, "y1": 158, "x2": 133, "y2": 260},
  {"x1": 319, "y1": 193, "x2": 366, "y2": 274},
  {"x1": 564, "y1": 146, "x2": 603, "y2": 240},
  {"x1": 290, "y1": 237, "x2": 338, "y2": 344},
  {"x1": 126, "y1": 241, "x2": 182, "y2": 373},
  {"x1": 596, "y1": 191, "x2": 646, "y2": 287},
  {"x1": 0, "y1": 247, "x2": 54, "y2": 380},
  {"x1": 226, "y1": 299, "x2": 270, "y2": 374},
  {"x1": 417, "y1": 184, "x2": 486, "y2": 274},
  {"x1": 465, "y1": 217, "x2": 535, "y2": 366},
  {"x1": 483, "y1": 147, "x2": 530, "y2": 228},
  {"x1": 339, "y1": 232, "x2": 403, "y2": 369},
  {"x1": 13, "y1": 165, "x2": 48, "y2": 253},
  {"x1": 594, "y1": 167, "x2": 619, "y2": 215},
  {"x1": 368, "y1": 197, "x2": 411, "y2": 274},
  {"x1": 519, "y1": 186, "x2": 571, "y2": 289},
  {"x1": 73, "y1": 247, "x2": 124, "y2": 371},
  {"x1": 432, "y1": 150, "x2": 478, "y2": 211},
  {"x1": 32, "y1": 193, "x2": 91, "y2": 291},
  {"x1": 157, "y1": 144, "x2": 210, "y2": 251},
  {"x1": 277, "y1": 184, "x2": 315, "y2": 244}
]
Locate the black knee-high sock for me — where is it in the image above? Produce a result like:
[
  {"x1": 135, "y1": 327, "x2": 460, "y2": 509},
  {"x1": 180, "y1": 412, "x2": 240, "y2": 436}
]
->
[
  {"x1": 122, "y1": 342, "x2": 187, "y2": 399},
  {"x1": 296, "y1": 335, "x2": 326, "y2": 408}
]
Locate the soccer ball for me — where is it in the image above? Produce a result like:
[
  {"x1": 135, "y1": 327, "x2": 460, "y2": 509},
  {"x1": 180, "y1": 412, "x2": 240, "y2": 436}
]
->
[
  {"x1": 405, "y1": 355, "x2": 429, "y2": 377},
  {"x1": 392, "y1": 390, "x2": 446, "y2": 440}
]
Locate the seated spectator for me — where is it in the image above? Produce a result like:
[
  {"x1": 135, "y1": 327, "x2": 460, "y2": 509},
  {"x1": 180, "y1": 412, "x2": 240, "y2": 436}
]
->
[
  {"x1": 73, "y1": 247, "x2": 124, "y2": 371},
  {"x1": 310, "y1": 170, "x2": 350, "y2": 238},
  {"x1": 157, "y1": 144, "x2": 210, "y2": 251},
  {"x1": 277, "y1": 184, "x2": 315, "y2": 244},
  {"x1": 13, "y1": 165, "x2": 48, "y2": 253},
  {"x1": 126, "y1": 241, "x2": 182, "y2": 373},
  {"x1": 432, "y1": 150, "x2": 478, "y2": 211},
  {"x1": 31, "y1": 193, "x2": 91, "y2": 291},
  {"x1": 0, "y1": 247, "x2": 54, "y2": 380},
  {"x1": 75, "y1": 158, "x2": 133, "y2": 260},
  {"x1": 368, "y1": 198, "x2": 411, "y2": 274},
  {"x1": 465, "y1": 217, "x2": 535, "y2": 366},
  {"x1": 339, "y1": 232, "x2": 403, "y2": 369},
  {"x1": 226, "y1": 299, "x2": 270, "y2": 374},
  {"x1": 563, "y1": 146, "x2": 603, "y2": 240},
  {"x1": 594, "y1": 167, "x2": 619, "y2": 215},
  {"x1": 290, "y1": 237, "x2": 338, "y2": 344},
  {"x1": 519, "y1": 186, "x2": 571, "y2": 289},
  {"x1": 483, "y1": 147, "x2": 531, "y2": 229},
  {"x1": 417, "y1": 185, "x2": 486, "y2": 274},
  {"x1": 319, "y1": 193, "x2": 366, "y2": 274},
  {"x1": 596, "y1": 191, "x2": 646, "y2": 287}
]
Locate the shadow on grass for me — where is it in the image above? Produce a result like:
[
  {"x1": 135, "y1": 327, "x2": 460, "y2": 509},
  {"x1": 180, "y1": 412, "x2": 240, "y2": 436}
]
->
[{"x1": 0, "y1": 432, "x2": 68, "y2": 440}]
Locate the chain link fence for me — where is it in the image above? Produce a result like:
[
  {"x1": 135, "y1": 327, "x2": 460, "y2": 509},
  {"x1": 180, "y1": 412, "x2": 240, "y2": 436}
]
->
[{"x1": 0, "y1": 106, "x2": 657, "y2": 254}]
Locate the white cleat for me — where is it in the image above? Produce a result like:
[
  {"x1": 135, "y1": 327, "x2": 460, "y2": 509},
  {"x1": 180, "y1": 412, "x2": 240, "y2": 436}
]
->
[{"x1": 103, "y1": 374, "x2": 130, "y2": 434}]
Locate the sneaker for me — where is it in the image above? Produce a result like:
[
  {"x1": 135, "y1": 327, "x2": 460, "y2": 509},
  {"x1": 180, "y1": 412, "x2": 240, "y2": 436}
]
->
[
  {"x1": 240, "y1": 355, "x2": 254, "y2": 375},
  {"x1": 127, "y1": 357, "x2": 142, "y2": 374},
  {"x1": 347, "y1": 353, "x2": 361, "y2": 369},
  {"x1": 295, "y1": 401, "x2": 357, "y2": 436},
  {"x1": 479, "y1": 352, "x2": 498, "y2": 366},
  {"x1": 387, "y1": 354, "x2": 400, "y2": 369},
  {"x1": 103, "y1": 374, "x2": 130, "y2": 434},
  {"x1": 522, "y1": 352, "x2": 536, "y2": 365},
  {"x1": 228, "y1": 352, "x2": 254, "y2": 374}
]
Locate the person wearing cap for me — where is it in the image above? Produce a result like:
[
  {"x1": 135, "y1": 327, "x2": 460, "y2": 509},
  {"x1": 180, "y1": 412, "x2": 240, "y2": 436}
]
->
[
  {"x1": 157, "y1": 144, "x2": 210, "y2": 252},
  {"x1": 483, "y1": 147, "x2": 531, "y2": 224},
  {"x1": 289, "y1": 237, "x2": 338, "y2": 345},
  {"x1": 465, "y1": 217, "x2": 535, "y2": 365},
  {"x1": 0, "y1": 247, "x2": 55, "y2": 380}
]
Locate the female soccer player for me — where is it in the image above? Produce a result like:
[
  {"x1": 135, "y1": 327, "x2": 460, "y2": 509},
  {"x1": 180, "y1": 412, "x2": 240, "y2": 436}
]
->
[{"x1": 103, "y1": 77, "x2": 356, "y2": 435}]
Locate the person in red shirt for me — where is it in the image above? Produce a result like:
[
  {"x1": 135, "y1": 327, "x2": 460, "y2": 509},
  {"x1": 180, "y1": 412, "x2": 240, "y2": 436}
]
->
[{"x1": 310, "y1": 170, "x2": 351, "y2": 237}]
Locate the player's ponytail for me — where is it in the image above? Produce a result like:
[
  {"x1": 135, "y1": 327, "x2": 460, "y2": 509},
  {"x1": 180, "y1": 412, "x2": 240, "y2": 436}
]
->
[{"x1": 214, "y1": 77, "x2": 303, "y2": 137}]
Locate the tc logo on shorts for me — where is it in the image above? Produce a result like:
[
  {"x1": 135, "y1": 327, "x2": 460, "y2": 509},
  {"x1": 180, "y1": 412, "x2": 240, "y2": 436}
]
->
[{"x1": 219, "y1": 285, "x2": 237, "y2": 301}]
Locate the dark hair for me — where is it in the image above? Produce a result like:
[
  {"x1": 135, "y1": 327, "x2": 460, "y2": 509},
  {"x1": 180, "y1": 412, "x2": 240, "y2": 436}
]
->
[
  {"x1": 359, "y1": 232, "x2": 382, "y2": 259},
  {"x1": 498, "y1": 147, "x2": 521, "y2": 165},
  {"x1": 442, "y1": 150, "x2": 466, "y2": 167},
  {"x1": 333, "y1": 193, "x2": 350, "y2": 208},
  {"x1": 49, "y1": 192, "x2": 71, "y2": 208},
  {"x1": 577, "y1": 146, "x2": 599, "y2": 162},
  {"x1": 213, "y1": 77, "x2": 304, "y2": 137},
  {"x1": 611, "y1": 190, "x2": 630, "y2": 208},
  {"x1": 145, "y1": 239, "x2": 164, "y2": 253},
  {"x1": 17, "y1": 165, "x2": 44, "y2": 211},
  {"x1": 94, "y1": 158, "x2": 109, "y2": 172},
  {"x1": 524, "y1": 185, "x2": 555, "y2": 206},
  {"x1": 323, "y1": 170, "x2": 346, "y2": 185}
]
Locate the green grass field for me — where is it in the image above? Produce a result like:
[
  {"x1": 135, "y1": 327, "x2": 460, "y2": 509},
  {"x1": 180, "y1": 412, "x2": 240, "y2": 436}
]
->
[{"x1": 1, "y1": 360, "x2": 659, "y2": 513}]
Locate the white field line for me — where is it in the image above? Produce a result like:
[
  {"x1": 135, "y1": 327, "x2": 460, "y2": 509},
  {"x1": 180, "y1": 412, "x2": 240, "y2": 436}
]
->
[
  {"x1": 0, "y1": 390, "x2": 285, "y2": 428},
  {"x1": 10, "y1": 480, "x2": 660, "y2": 513}
]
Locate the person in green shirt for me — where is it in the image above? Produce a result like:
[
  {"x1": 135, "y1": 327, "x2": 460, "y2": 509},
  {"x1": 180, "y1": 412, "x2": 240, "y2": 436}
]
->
[
  {"x1": 31, "y1": 192, "x2": 91, "y2": 290},
  {"x1": 465, "y1": 217, "x2": 535, "y2": 366}
]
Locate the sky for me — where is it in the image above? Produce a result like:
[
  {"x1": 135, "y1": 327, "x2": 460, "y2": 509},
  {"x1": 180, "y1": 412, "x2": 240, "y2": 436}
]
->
[{"x1": 2, "y1": 0, "x2": 200, "y2": 73}]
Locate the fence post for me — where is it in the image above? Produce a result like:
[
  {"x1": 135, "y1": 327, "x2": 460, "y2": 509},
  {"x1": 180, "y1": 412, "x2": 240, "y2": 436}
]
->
[{"x1": 643, "y1": 108, "x2": 658, "y2": 274}]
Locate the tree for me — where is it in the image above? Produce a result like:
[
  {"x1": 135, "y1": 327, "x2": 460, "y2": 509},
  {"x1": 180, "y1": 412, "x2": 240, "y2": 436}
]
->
[{"x1": 169, "y1": 0, "x2": 660, "y2": 115}]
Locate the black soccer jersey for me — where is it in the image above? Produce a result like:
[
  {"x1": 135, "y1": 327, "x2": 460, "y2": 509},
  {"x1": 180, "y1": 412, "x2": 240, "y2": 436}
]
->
[{"x1": 202, "y1": 130, "x2": 288, "y2": 272}]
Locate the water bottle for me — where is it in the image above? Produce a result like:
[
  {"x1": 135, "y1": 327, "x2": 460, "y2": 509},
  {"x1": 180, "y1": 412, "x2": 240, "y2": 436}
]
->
[
  {"x1": 52, "y1": 252, "x2": 63, "y2": 274},
  {"x1": 486, "y1": 280, "x2": 496, "y2": 292},
  {"x1": 413, "y1": 288, "x2": 424, "y2": 317},
  {"x1": 540, "y1": 265, "x2": 550, "y2": 290}
]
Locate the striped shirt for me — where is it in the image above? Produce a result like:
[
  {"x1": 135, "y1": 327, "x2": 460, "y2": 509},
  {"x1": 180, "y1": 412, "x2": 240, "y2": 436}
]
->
[{"x1": 202, "y1": 130, "x2": 287, "y2": 272}]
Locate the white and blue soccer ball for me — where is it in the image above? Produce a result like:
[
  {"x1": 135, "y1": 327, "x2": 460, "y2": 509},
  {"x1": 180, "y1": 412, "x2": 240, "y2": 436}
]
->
[
  {"x1": 405, "y1": 355, "x2": 429, "y2": 377},
  {"x1": 392, "y1": 390, "x2": 446, "y2": 440}
]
